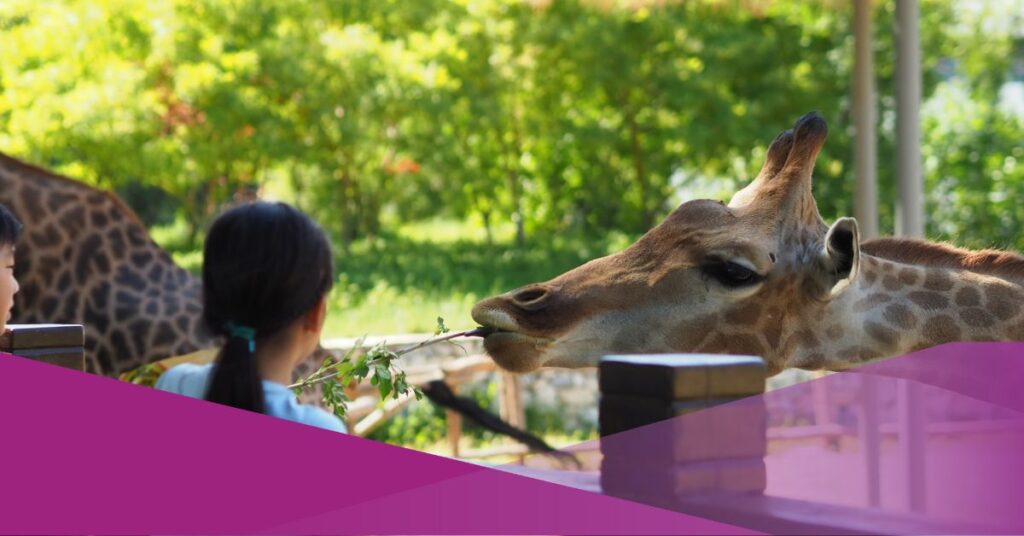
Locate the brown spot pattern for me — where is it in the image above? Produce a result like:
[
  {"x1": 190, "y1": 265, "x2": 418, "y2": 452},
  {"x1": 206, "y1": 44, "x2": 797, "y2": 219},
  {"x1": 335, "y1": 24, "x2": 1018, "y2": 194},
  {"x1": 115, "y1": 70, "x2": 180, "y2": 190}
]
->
[
  {"x1": 959, "y1": 308, "x2": 995, "y2": 328},
  {"x1": 839, "y1": 346, "x2": 880, "y2": 362},
  {"x1": 852, "y1": 293, "x2": 893, "y2": 313},
  {"x1": 795, "y1": 329, "x2": 820, "y2": 348},
  {"x1": 864, "y1": 322, "x2": 898, "y2": 347},
  {"x1": 883, "y1": 303, "x2": 917, "y2": 330},
  {"x1": 803, "y1": 352, "x2": 826, "y2": 367},
  {"x1": 923, "y1": 270, "x2": 955, "y2": 291},
  {"x1": 984, "y1": 285, "x2": 1022, "y2": 321},
  {"x1": 922, "y1": 315, "x2": 961, "y2": 344},
  {"x1": 882, "y1": 275, "x2": 901, "y2": 291},
  {"x1": 907, "y1": 291, "x2": 949, "y2": 311},
  {"x1": 825, "y1": 324, "x2": 844, "y2": 340},
  {"x1": 955, "y1": 287, "x2": 981, "y2": 307},
  {"x1": 898, "y1": 268, "x2": 920, "y2": 286},
  {"x1": 780, "y1": 327, "x2": 821, "y2": 358}
]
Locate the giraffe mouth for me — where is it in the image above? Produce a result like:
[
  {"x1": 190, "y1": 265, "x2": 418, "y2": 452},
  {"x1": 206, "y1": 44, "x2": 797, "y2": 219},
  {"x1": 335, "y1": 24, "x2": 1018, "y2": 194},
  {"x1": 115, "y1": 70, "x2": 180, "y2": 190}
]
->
[
  {"x1": 471, "y1": 302, "x2": 554, "y2": 372},
  {"x1": 481, "y1": 331, "x2": 550, "y2": 373}
]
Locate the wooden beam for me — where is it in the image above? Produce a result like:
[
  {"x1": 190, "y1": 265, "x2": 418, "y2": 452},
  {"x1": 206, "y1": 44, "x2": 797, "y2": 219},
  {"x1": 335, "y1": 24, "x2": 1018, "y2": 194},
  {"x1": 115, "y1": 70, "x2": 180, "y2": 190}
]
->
[
  {"x1": 895, "y1": 0, "x2": 927, "y2": 512},
  {"x1": 853, "y1": 0, "x2": 878, "y2": 239}
]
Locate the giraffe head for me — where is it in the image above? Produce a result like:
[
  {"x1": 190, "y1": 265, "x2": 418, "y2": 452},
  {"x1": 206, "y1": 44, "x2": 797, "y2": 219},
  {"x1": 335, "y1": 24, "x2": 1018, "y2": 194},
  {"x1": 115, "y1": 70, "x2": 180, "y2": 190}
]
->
[{"x1": 472, "y1": 113, "x2": 861, "y2": 375}]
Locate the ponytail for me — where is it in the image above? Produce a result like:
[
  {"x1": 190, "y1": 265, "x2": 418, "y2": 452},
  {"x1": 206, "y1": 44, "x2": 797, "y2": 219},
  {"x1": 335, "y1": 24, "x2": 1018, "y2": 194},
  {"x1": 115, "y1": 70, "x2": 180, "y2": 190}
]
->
[
  {"x1": 205, "y1": 334, "x2": 265, "y2": 413},
  {"x1": 199, "y1": 201, "x2": 333, "y2": 415}
]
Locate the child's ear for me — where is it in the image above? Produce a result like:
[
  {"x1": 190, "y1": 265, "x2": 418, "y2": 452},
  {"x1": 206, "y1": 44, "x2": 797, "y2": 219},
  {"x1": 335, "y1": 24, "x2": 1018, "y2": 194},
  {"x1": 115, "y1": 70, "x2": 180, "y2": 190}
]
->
[{"x1": 303, "y1": 297, "x2": 328, "y2": 333}]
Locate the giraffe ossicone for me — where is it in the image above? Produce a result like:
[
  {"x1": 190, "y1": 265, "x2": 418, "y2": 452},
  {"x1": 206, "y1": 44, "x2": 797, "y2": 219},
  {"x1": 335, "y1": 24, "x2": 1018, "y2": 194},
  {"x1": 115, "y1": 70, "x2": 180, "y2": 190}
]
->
[{"x1": 472, "y1": 112, "x2": 1024, "y2": 375}]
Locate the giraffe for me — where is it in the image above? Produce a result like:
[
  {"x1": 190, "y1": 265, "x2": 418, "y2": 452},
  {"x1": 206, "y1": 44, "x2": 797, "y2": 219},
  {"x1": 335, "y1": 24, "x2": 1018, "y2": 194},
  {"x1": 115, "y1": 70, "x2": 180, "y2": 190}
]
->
[
  {"x1": 471, "y1": 112, "x2": 1024, "y2": 376},
  {"x1": 0, "y1": 152, "x2": 217, "y2": 375}
]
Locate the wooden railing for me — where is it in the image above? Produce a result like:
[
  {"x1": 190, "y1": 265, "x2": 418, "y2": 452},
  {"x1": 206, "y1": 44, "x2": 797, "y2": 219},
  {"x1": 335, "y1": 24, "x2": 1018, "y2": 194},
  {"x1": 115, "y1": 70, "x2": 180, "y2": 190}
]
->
[
  {"x1": 0, "y1": 324, "x2": 85, "y2": 371},
  {"x1": 322, "y1": 334, "x2": 526, "y2": 459}
]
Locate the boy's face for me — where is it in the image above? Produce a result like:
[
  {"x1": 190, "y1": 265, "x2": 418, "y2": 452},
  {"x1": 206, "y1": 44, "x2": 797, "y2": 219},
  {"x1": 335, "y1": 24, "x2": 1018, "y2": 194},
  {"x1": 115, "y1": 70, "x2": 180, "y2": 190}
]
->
[{"x1": 0, "y1": 245, "x2": 18, "y2": 334}]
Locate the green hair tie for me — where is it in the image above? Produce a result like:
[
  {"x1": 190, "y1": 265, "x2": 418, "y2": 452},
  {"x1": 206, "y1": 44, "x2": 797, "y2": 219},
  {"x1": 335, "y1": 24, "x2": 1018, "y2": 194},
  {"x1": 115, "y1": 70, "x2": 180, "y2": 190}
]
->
[{"x1": 224, "y1": 321, "x2": 256, "y2": 353}]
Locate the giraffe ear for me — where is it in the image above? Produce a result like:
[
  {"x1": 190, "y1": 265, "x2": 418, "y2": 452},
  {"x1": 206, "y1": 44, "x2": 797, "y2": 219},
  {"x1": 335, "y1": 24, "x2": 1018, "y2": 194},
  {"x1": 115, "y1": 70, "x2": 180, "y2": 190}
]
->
[{"x1": 819, "y1": 217, "x2": 860, "y2": 296}]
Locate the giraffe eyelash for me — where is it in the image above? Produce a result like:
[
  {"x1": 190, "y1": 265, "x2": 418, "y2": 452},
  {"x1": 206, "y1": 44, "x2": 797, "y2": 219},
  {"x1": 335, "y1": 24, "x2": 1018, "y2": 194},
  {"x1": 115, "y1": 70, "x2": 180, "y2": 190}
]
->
[{"x1": 700, "y1": 260, "x2": 765, "y2": 288}]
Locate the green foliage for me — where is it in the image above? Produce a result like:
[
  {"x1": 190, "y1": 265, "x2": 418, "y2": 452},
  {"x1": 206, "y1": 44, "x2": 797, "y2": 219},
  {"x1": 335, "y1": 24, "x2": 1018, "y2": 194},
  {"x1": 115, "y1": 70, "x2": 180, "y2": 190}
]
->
[
  {"x1": 525, "y1": 403, "x2": 597, "y2": 443},
  {"x1": 366, "y1": 392, "x2": 448, "y2": 449},
  {"x1": 119, "y1": 362, "x2": 165, "y2": 386},
  {"x1": 8, "y1": 0, "x2": 1021, "y2": 450},
  {"x1": 366, "y1": 377, "x2": 502, "y2": 449},
  {"x1": 291, "y1": 335, "x2": 428, "y2": 420},
  {"x1": 3, "y1": 0, "x2": 1020, "y2": 253}
]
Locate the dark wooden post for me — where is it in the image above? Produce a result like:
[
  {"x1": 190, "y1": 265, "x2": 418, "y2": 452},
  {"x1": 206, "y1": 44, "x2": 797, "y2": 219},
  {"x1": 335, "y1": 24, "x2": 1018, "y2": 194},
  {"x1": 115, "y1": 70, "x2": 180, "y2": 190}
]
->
[
  {"x1": 0, "y1": 324, "x2": 85, "y2": 371},
  {"x1": 598, "y1": 354, "x2": 767, "y2": 502}
]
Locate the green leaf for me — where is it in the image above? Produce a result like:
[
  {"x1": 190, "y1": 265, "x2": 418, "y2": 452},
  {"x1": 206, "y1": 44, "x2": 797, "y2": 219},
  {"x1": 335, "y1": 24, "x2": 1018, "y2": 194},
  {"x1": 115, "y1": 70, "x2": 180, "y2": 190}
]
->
[
  {"x1": 378, "y1": 380, "x2": 392, "y2": 400},
  {"x1": 435, "y1": 316, "x2": 449, "y2": 335},
  {"x1": 353, "y1": 357, "x2": 370, "y2": 378},
  {"x1": 334, "y1": 360, "x2": 354, "y2": 379}
]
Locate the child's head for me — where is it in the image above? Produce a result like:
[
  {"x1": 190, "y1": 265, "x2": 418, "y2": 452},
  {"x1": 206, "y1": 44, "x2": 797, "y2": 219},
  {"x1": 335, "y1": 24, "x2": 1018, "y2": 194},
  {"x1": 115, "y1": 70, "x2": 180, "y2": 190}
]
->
[
  {"x1": 202, "y1": 202, "x2": 334, "y2": 412},
  {"x1": 0, "y1": 204, "x2": 21, "y2": 334}
]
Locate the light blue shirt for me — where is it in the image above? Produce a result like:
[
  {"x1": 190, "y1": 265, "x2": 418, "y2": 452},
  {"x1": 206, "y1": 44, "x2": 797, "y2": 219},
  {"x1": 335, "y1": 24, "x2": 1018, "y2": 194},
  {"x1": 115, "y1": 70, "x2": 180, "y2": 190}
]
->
[{"x1": 155, "y1": 363, "x2": 347, "y2": 433}]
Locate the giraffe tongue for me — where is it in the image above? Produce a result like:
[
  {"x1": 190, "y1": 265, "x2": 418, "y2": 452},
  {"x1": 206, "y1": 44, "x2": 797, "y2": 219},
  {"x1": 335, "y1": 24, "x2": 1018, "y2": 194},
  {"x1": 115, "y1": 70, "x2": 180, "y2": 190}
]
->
[{"x1": 464, "y1": 327, "x2": 498, "y2": 338}]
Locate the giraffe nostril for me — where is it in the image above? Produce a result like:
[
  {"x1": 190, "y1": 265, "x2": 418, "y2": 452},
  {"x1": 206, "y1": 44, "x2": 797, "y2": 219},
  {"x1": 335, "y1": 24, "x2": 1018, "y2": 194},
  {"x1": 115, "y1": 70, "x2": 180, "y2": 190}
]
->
[{"x1": 512, "y1": 286, "x2": 550, "y2": 311}]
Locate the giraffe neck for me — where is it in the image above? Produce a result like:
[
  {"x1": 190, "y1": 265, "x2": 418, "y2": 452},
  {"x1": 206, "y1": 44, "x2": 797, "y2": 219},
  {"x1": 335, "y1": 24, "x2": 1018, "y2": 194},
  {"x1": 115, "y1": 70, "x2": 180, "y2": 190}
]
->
[
  {"x1": 0, "y1": 153, "x2": 217, "y2": 375},
  {"x1": 785, "y1": 253, "x2": 1024, "y2": 371}
]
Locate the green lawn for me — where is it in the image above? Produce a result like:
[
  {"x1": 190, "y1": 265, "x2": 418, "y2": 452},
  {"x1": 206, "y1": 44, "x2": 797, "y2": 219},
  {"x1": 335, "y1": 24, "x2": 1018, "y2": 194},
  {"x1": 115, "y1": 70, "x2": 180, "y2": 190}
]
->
[
  {"x1": 320, "y1": 220, "x2": 637, "y2": 337},
  {"x1": 160, "y1": 217, "x2": 639, "y2": 338}
]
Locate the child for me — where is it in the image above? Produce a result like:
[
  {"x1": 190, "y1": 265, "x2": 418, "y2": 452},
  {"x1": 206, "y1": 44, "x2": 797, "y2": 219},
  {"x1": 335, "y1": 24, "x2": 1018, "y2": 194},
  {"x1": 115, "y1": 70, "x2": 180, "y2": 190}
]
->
[
  {"x1": 0, "y1": 204, "x2": 21, "y2": 336},
  {"x1": 156, "y1": 202, "x2": 345, "y2": 432}
]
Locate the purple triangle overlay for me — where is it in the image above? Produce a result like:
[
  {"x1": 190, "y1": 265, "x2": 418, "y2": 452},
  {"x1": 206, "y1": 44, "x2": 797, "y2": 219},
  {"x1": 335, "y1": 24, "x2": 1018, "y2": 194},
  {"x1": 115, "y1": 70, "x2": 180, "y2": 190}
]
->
[
  {"x1": 573, "y1": 342, "x2": 1024, "y2": 534},
  {"x1": 0, "y1": 354, "x2": 751, "y2": 535},
  {"x1": 4, "y1": 342, "x2": 1024, "y2": 534}
]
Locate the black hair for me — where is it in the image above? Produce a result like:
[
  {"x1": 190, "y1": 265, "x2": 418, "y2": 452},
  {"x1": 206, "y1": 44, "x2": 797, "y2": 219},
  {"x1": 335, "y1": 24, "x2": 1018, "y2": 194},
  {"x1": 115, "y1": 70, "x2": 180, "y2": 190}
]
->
[
  {"x1": 0, "y1": 203, "x2": 22, "y2": 247},
  {"x1": 202, "y1": 202, "x2": 333, "y2": 413}
]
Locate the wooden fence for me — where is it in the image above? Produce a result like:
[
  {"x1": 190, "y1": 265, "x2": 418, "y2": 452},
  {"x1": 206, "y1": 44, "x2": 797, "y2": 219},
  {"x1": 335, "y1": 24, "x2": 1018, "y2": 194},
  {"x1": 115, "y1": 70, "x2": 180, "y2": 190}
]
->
[{"x1": 322, "y1": 334, "x2": 527, "y2": 459}]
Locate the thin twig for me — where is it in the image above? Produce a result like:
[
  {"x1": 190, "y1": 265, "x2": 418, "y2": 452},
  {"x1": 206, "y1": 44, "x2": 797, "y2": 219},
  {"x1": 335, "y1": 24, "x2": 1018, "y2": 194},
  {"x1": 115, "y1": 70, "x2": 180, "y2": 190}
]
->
[
  {"x1": 288, "y1": 327, "x2": 493, "y2": 389},
  {"x1": 394, "y1": 327, "x2": 493, "y2": 356}
]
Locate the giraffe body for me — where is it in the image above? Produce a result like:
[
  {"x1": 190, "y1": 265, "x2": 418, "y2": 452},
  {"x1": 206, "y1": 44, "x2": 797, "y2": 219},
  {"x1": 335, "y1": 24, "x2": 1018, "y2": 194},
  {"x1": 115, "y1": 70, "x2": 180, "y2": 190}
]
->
[
  {"x1": 0, "y1": 152, "x2": 217, "y2": 375},
  {"x1": 472, "y1": 113, "x2": 1024, "y2": 375}
]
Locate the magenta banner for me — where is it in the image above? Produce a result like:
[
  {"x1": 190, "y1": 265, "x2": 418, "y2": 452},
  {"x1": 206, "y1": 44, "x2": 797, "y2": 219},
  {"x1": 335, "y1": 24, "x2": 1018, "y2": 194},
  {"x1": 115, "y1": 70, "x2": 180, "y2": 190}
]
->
[
  {"x1": 0, "y1": 354, "x2": 748, "y2": 535},
  {"x1": 3, "y1": 343, "x2": 1024, "y2": 534}
]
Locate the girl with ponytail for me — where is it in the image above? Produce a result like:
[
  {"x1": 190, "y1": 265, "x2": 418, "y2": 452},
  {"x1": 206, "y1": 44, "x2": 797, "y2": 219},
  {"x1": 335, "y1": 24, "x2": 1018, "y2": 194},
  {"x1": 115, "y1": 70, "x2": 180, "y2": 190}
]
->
[{"x1": 156, "y1": 202, "x2": 344, "y2": 432}]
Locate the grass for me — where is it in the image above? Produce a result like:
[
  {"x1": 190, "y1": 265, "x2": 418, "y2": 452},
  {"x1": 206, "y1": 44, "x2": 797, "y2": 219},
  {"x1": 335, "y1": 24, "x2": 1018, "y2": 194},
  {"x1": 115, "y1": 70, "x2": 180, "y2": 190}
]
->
[
  {"x1": 151, "y1": 216, "x2": 640, "y2": 337},
  {"x1": 321, "y1": 221, "x2": 635, "y2": 337}
]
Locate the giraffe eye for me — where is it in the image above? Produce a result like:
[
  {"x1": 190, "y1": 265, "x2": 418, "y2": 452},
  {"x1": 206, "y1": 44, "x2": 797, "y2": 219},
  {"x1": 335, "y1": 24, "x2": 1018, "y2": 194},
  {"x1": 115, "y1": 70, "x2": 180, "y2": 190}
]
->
[{"x1": 702, "y1": 260, "x2": 763, "y2": 288}]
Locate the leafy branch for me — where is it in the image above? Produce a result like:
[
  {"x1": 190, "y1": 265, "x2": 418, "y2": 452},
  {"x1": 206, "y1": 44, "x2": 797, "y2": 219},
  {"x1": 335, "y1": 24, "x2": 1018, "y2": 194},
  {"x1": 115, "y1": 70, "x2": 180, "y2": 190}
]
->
[{"x1": 289, "y1": 317, "x2": 493, "y2": 420}]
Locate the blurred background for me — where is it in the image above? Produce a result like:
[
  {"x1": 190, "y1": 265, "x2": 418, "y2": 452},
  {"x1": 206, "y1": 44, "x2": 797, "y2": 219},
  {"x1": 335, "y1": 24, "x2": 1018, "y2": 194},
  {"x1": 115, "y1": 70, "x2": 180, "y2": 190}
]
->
[{"x1": 2, "y1": 0, "x2": 1022, "y2": 450}]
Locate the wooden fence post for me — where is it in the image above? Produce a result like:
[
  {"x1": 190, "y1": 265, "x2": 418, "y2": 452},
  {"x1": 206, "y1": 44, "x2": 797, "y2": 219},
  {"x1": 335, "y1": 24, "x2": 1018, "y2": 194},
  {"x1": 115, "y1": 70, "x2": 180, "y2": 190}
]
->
[
  {"x1": 1, "y1": 324, "x2": 85, "y2": 371},
  {"x1": 598, "y1": 354, "x2": 767, "y2": 503}
]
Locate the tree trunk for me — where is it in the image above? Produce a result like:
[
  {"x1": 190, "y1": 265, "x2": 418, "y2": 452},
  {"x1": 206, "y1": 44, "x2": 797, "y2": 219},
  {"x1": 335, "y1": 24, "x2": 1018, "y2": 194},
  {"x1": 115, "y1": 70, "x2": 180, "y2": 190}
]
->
[
  {"x1": 481, "y1": 209, "x2": 493, "y2": 246},
  {"x1": 338, "y1": 160, "x2": 358, "y2": 251},
  {"x1": 507, "y1": 169, "x2": 525, "y2": 248},
  {"x1": 627, "y1": 108, "x2": 652, "y2": 230}
]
